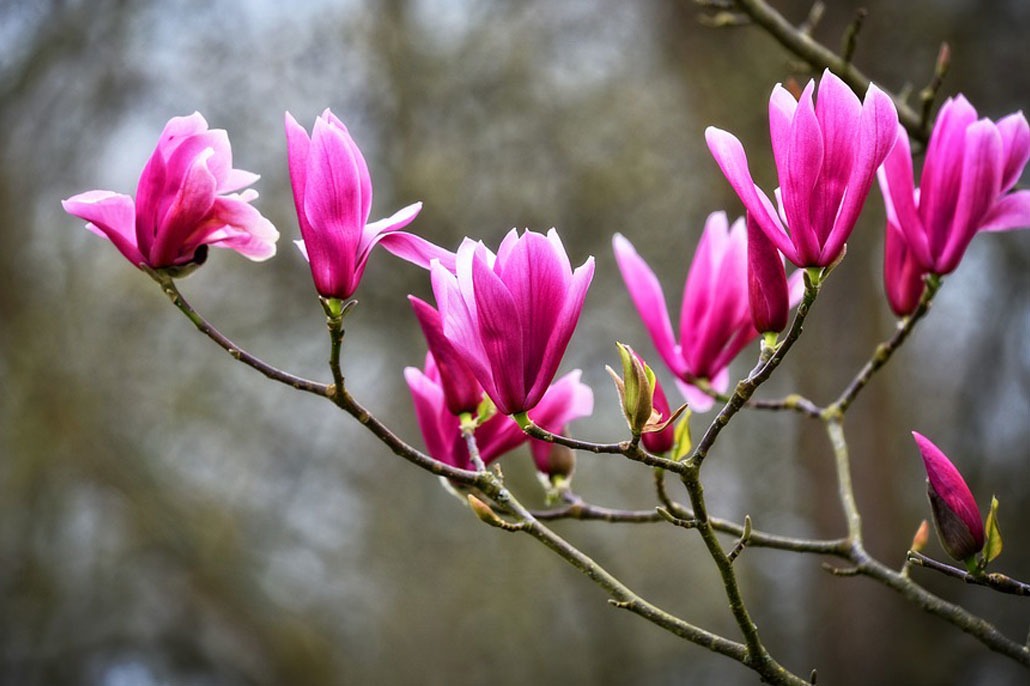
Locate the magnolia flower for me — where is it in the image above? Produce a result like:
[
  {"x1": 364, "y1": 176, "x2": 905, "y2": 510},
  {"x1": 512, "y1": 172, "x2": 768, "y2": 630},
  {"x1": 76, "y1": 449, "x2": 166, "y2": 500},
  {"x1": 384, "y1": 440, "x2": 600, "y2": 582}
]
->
[
  {"x1": 404, "y1": 355, "x2": 592, "y2": 472},
  {"x1": 878, "y1": 96, "x2": 1030, "y2": 277},
  {"x1": 613, "y1": 212, "x2": 801, "y2": 411},
  {"x1": 429, "y1": 229, "x2": 594, "y2": 416},
  {"x1": 286, "y1": 109, "x2": 454, "y2": 299},
  {"x1": 63, "y1": 112, "x2": 278, "y2": 272},
  {"x1": 912, "y1": 431, "x2": 984, "y2": 562},
  {"x1": 706, "y1": 69, "x2": 899, "y2": 268}
]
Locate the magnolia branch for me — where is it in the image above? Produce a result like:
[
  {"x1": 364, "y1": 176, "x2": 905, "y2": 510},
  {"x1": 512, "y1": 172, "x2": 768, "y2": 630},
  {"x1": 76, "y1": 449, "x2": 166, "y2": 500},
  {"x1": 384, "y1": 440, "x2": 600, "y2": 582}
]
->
[{"x1": 906, "y1": 552, "x2": 1030, "y2": 597}]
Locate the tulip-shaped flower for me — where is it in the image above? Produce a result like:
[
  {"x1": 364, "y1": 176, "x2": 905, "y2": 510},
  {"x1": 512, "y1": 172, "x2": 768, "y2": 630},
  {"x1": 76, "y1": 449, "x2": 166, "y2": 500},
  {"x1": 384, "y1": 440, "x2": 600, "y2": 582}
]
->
[
  {"x1": 707, "y1": 69, "x2": 899, "y2": 267},
  {"x1": 613, "y1": 212, "x2": 800, "y2": 411},
  {"x1": 913, "y1": 431, "x2": 985, "y2": 562},
  {"x1": 63, "y1": 113, "x2": 278, "y2": 272},
  {"x1": 404, "y1": 355, "x2": 592, "y2": 471},
  {"x1": 878, "y1": 96, "x2": 1030, "y2": 277},
  {"x1": 429, "y1": 229, "x2": 594, "y2": 417},
  {"x1": 286, "y1": 109, "x2": 454, "y2": 299}
]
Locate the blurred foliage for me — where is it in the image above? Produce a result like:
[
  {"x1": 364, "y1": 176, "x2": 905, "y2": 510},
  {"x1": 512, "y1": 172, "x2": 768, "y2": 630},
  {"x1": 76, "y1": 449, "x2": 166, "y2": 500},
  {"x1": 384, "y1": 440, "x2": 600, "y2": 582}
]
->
[{"x1": 1, "y1": 0, "x2": 1028, "y2": 684}]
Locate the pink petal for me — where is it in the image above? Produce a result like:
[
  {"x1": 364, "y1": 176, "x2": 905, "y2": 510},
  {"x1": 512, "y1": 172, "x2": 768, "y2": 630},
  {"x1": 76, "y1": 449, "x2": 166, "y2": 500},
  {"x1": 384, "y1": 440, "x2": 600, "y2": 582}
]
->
[
  {"x1": 997, "y1": 112, "x2": 1030, "y2": 191},
  {"x1": 404, "y1": 364, "x2": 462, "y2": 467},
  {"x1": 877, "y1": 125, "x2": 931, "y2": 269},
  {"x1": 706, "y1": 127, "x2": 798, "y2": 263},
  {"x1": 747, "y1": 211, "x2": 790, "y2": 333},
  {"x1": 883, "y1": 220, "x2": 925, "y2": 317},
  {"x1": 612, "y1": 233, "x2": 685, "y2": 377},
  {"x1": 920, "y1": 96, "x2": 979, "y2": 259},
  {"x1": 527, "y1": 370, "x2": 594, "y2": 432},
  {"x1": 811, "y1": 71, "x2": 861, "y2": 247},
  {"x1": 62, "y1": 190, "x2": 146, "y2": 267},
  {"x1": 149, "y1": 149, "x2": 218, "y2": 266},
  {"x1": 284, "y1": 112, "x2": 312, "y2": 235},
  {"x1": 526, "y1": 254, "x2": 593, "y2": 408},
  {"x1": 410, "y1": 295, "x2": 482, "y2": 415},
  {"x1": 470, "y1": 252, "x2": 526, "y2": 415},
  {"x1": 979, "y1": 190, "x2": 1030, "y2": 232},
  {"x1": 769, "y1": 83, "x2": 800, "y2": 184},
  {"x1": 781, "y1": 81, "x2": 824, "y2": 262},
  {"x1": 821, "y1": 82, "x2": 898, "y2": 265},
  {"x1": 937, "y1": 120, "x2": 1003, "y2": 273},
  {"x1": 195, "y1": 194, "x2": 279, "y2": 261}
]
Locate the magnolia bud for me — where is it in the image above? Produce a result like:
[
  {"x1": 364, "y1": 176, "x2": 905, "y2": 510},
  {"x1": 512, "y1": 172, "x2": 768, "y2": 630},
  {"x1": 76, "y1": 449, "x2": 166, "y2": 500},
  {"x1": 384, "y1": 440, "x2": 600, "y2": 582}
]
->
[
  {"x1": 606, "y1": 343, "x2": 656, "y2": 436},
  {"x1": 913, "y1": 432, "x2": 984, "y2": 562}
]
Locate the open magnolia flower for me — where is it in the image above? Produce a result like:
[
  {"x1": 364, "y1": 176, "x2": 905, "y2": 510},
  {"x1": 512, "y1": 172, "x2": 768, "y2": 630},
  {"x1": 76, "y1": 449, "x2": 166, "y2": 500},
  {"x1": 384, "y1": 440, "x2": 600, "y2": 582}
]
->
[
  {"x1": 428, "y1": 228, "x2": 594, "y2": 416},
  {"x1": 878, "y1": 96, "x2": 1030, "y2": 279},
  {"x1": 706, "y1": 69, "x2": 899, "y2": 268},
  {"x1": 613, "y1": 212, "x2": 802, "y2": 411},
  {"x1": 286, "y1": 109, "x2": 454, "y2": 299},
  {"x1": 62, "y1": 112, "x2": 278, "y2": 272}
]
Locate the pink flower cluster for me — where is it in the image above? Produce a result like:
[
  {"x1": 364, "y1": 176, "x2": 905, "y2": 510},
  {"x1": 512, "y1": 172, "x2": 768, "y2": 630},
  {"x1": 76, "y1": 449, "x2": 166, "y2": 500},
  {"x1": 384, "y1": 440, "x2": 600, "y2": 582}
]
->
[{"x1": 63, "y1": 70, "x2": 1028, "y2": 474}]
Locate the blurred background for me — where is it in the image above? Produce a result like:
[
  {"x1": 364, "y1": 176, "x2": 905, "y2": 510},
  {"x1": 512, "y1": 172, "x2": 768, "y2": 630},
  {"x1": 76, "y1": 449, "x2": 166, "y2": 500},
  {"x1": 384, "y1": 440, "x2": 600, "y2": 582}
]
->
[{"x1": 1, "y1": 0, "x2": 1028, "y2": 684}]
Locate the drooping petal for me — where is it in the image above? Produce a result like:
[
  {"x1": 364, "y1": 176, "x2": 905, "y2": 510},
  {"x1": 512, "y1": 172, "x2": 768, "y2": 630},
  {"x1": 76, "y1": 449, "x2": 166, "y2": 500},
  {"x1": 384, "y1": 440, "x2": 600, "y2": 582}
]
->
[
  {"x1": 612, "y1": 234, "x2": 685, "y2": 377},
  {"x1": 62, "y1": 191, "x2": 146, "y2": 267},
  {"x1": 706, "y1": 127, "x2": 797, "y2": 263}
]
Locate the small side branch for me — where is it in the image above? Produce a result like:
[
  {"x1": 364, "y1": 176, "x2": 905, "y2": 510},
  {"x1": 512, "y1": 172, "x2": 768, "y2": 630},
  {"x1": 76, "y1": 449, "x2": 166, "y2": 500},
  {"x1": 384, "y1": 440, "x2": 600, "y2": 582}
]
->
[{"x1": 906, "y1": 552, "x2": 1030, "y2": 597}]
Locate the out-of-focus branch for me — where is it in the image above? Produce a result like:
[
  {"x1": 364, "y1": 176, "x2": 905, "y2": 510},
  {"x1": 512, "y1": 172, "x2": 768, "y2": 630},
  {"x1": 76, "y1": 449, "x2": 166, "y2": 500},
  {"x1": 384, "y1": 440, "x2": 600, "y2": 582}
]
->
[{"x1": 710, "y1": 0, "x2": 931, "y2": 144}]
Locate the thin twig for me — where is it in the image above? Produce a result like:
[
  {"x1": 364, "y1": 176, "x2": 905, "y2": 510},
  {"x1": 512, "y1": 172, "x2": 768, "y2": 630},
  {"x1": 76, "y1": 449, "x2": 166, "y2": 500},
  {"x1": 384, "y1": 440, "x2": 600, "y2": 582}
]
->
[{"x1": 906, "y1": 552, "x2": 1030, "y2": 597}]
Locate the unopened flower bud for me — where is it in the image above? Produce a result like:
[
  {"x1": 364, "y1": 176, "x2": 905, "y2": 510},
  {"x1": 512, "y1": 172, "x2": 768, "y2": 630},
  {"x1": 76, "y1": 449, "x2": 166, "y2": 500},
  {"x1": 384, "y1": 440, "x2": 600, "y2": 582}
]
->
[
  {"x1": 607, "y1": 343, "x2": 656, "y2": 436},
  {"x1": 913, "y1": 432, "x2": 984, "y2": 562}
]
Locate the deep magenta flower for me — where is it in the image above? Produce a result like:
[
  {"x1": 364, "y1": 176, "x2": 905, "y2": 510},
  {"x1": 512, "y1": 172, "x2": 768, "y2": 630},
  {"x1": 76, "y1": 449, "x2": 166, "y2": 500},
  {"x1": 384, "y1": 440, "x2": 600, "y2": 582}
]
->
[
  {"x1": 404, "y1": 355, "x2": 592, "y2": 471},
  {"x1": 878, "y1": 96, "x2": 1030, "y2": 276},
  {"x1": 286, "y1": 109, "x2": 454, "y2": 299},
  {"x1": 429, "y1": 229, "x2": 594, "y2": 416},
  {"x1": 746, "y1": 212, "x2": 791, "y2": 333},
  {"x1": 706, "y1": 69, "x2": 899, "y2": 267},
  {"x1": 62, "y1": 112, "x2": 278, "y2": 271},
  {"x1": 913, "y1": 431, "x2": 985, "y2": 562},
  {"x1": 613, "y1": 212, "x2": 801, "y2": 411}
]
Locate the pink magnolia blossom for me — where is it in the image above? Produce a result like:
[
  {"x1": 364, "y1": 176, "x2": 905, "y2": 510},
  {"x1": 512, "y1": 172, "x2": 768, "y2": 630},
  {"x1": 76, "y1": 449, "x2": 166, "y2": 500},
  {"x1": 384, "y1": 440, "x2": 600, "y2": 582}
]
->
[
  {"x1": 428, "y1": 229, "x2": 594, "y2": 416},
  {"x1": 286, "y1": 109, "x2": 454, "y2": 299},
  {"x1": 404, "y1": 355, "x2": 592, "y2": 472},
  {"x1": 613, "y1": 212, "x2": 802, "y2": 412},
  {"x1": 912, "y1": 431, "x2": 985, "y2": 562},
  {"x1": 706, "y1": 69, "x2": 899, "y2": 267},
  {"x1": 62, "y1": 113, "x2": 278, "y2": 271},
  {"x1": 878, "y1": 96, "x2": 1030, "y2": 277}
]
